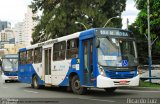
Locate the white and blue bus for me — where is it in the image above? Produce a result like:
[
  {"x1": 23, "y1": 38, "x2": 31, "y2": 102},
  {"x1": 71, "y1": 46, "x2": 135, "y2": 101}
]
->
[
  {"x1": 18, "y1": 28, "x2": 139, "y2": 94},
  {"x1": 1, "y1": 54, "x2": 19, "y2": 83}
]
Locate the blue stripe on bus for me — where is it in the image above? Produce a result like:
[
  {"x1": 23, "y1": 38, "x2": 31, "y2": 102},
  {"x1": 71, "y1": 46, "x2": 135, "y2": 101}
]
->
[
  {"x1": 19, "y1": 48, "x2": 27, "y2": 52},
  {"x1": 105, "y1": 70, "x2": 137, "y2": 79},
  {"x1": 18, "y1": 64, "x2": 44, "y2": 85},
  {"x1": 59, "y1": 58, "x2": 81, "y2": 86},
  {"x1": 4, "y1": 72, "x2": 18, "y2": 76}
]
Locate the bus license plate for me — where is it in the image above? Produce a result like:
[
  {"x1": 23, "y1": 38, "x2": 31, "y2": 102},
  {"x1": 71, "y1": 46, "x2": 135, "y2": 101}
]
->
[
  {"x1": 119, "y1": 80, "x2": 127, "y2": 85},
  {"x1": 9, "y1": 77, "x2": 16, "y2": 79}
]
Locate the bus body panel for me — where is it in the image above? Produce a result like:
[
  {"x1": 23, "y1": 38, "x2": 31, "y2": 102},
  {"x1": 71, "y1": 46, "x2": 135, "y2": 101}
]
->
[
  {"x1": 18, "y1": 64, "x2": 44, "y2": 85},
  {"x1": 79, "y1": 29, "x2": 95, "y2": 40},
  {"x1": 59, "y1": 58, "x2": 81, "y2": 86},
  {"x1": 18, "y1": 28, "x2": 139, "y2": 90},
  {"x1": 79, "y1": 29, "x2": 99, "y2": 87},
  {"x1": 51, "y1": 60, "x2": 70, "y2": 85},
  {"x1": 52, "y1": 58, "x2": 82, "y2": 86},
  {"x1": 32, "y1": 63, "x2": 44, "y2": 85}
]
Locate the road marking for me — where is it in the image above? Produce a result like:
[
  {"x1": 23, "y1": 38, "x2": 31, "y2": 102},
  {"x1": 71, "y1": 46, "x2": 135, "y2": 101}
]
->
[
  {"x1": 24, "y1": 90, "x2": 39, "y2": 94},
  {"x1": 79, "y1": 98, "x2": 115, "y2": 103},
  {"x1": 0, "y1": 85, "x2": 8, "y2": 88}
]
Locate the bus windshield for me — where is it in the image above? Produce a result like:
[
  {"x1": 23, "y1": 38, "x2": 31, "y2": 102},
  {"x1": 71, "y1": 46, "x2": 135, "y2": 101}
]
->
[
  {"x1": 98, "y1": 37, "x2": 138, "y2": 67},
  {"x1": 2, "y1": 58, "x2": 18, "y2": 72}
]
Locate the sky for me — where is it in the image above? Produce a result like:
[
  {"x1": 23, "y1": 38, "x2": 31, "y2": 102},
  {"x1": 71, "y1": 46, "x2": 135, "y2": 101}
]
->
[
  {"x1": 122, "y1": 0, "x2": 140, "y2": 29},
  {"x1": 0, "y1": 0, "x2": 139, "y2": 28},
  {"x1": 0, "y1": 0, "x2": 31, "y2": 27}
]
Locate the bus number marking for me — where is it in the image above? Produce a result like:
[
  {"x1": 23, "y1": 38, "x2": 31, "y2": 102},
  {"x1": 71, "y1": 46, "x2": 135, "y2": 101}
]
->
[{"x1": 72, "y1": 64, "x2": 79, "y2": 70}]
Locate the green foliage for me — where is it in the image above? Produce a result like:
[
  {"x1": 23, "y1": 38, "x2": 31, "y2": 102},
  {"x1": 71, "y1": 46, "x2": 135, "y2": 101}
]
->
[
  {"x1": 139, "y1": 80, "x2": 160, "y2": 87},
  {"x1": 134, "y1": 0, "x2": 160, "y2": 63},
  {"x1": 30, "y1": 0, "x2": 126, "y2": 44},
  {"x1": 129, "y1": 23, "x2": 148, "y2": 64}
]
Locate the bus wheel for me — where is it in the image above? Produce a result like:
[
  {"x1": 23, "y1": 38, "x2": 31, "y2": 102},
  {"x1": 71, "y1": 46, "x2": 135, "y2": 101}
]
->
[
  {"x1": 71, "y1": 75, "x2": 86, "y2": 95},
  {"x1": 32, "y1": 75, "x2": 40, "y2": 89},
  {"x1": 104, "y1": 87, "x2": 117, "y2": 94}
]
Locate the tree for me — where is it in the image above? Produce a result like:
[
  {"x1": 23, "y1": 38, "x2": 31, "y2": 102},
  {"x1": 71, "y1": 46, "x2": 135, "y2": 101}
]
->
[
  {"x1": 30, "y1": 0, "x2": 126, "y2": 44},
  {"x1": 134, "y1": 0, "x2": 160, "y2": 64},
  {"x1": 129, "y1": 23, "x2": 148, "y2": 64}
]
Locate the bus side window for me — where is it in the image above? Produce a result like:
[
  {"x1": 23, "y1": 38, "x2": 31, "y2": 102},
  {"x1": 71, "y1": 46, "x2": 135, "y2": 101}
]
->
[
  {"x1": 27, "y1": 49, "x2": 33, "y2": 64},
  {"x1": 66, "y1": 38, "x2": 79, "y2": 59},
  {"x1": 20, "y1": 51, "x2": 27, "y2": 65},
  {"x1": 53, "y1": 43, "x2": 59, "y2": 61},
  {"x1": 19, "y1": 52, "x2": 22, "y2": 64},
  {"x1": 34, "y1": 47, "x2": 42, "y2": 63},
  {"x1": 53, "y1": 41, "x2": 66, "y2": 61}
]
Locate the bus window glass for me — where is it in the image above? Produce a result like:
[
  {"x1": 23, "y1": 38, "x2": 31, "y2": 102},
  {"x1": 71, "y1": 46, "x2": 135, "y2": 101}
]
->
[
  {"x1": 19, "y1": 51, "x2": 27, "y2": 65},
  {"x1": 1, "y1": 54, "x2": 18, "y2": 73},
  {"x1": 2, "y1": 58, "x2": 18, "y2": 71},
  {"x1": 34, "y1": 47, "x2": 42, "y2": 63},
  {"x1": 27, "y1": 49, "x2": 33, "y2": 64},
  {"x1": 53, "y1": 41, "x2": 66, "y2": 61},
  {"x1": 98, "y1": 37, "x2": 138, "y2": 67},
  {"x1": 67, "y1": 38, "x2": 79, "y2": 59}
]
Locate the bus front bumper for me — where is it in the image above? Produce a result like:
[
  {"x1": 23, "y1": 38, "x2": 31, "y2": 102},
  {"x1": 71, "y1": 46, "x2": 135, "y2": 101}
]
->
[
  {"x1": 97, "y1": 75, "x2": 139, "y2": 88},
  {"x1": 1, "y1": 74, "x2": 18, "y2": 81}
]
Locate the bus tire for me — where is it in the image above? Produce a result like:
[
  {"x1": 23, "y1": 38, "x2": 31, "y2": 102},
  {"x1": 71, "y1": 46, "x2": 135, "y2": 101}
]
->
[
  {"x1": 32, "y1": 75, "x2": 40, "y2": 89},
  {"x1": 5, "y1": 80, "x2": 8, "y2": 83},
  {"x1": 71, "y1": 75, "x2": 86, "y2": 95},
  {"x1": 104, "y1": 87, "x2": 117, "y2": 94}
]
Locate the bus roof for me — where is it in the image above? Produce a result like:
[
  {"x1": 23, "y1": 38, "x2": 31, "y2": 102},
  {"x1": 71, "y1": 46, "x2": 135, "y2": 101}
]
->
[
  {"x1": 19, "y1": 31, "x2": 80, "y2": 51},
  {"x1": 19, "y1": 28, "x2": 132, "y2": 51}
]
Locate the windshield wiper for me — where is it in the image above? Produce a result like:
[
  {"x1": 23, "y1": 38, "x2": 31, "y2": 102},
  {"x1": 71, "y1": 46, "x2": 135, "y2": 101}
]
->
[{"x1": 98, "y1": 63, "x2": 137, "y2": 68}]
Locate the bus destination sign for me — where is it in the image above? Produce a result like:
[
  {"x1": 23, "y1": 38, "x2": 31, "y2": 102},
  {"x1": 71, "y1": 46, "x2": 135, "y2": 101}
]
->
[
  {"x1": 2, "y1": 54, "x2": 18, "y2": 59},
  {"x1": 97, "y1": 29, "x2": 130, "y2": 37}
]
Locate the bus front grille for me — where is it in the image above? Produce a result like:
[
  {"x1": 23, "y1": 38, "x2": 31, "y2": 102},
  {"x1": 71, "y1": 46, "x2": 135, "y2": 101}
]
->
[{"x1": 106, "y1": 71, "x2": 135, "y2": 79}]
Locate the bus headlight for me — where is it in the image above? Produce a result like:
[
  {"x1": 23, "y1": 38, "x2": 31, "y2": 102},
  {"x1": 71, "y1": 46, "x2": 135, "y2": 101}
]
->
[
  {"x1": 137, "y1": 71, "x2": 139, "y2": 75},
  {"x1": 98, "y1": 66, "x2": 106, "y2": 77},
  {"x1": 130, "y1": 70, "x2": 138, "y2": 75}
]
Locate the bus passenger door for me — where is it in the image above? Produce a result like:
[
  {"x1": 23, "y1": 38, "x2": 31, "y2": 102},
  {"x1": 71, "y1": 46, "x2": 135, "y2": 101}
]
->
[
  {"x1": 44, "y1": 48, "x2": 52, "y2": 86},
  {"x1": 82, "y1": 39, "x2": 94, "y2": 86}
]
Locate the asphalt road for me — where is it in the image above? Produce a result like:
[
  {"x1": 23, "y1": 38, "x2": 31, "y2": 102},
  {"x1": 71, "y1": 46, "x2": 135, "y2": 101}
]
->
[{"x1": 0, "y1": 76, "x2": 160, "y2": 104}]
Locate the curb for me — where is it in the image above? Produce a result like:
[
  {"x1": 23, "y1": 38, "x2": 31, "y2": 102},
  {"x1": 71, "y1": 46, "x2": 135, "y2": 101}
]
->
[{"x1": 119, "y1": 87, "x2": 160, "y2": 91}]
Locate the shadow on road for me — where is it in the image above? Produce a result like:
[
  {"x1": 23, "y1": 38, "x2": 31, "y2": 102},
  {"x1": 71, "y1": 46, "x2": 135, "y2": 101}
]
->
[
  {"x1": 85, "y1": 89, "x2": 136, "y2": 97},
  {"x1": 24, "y1": 85, "x2": 136, "y2": 97}
]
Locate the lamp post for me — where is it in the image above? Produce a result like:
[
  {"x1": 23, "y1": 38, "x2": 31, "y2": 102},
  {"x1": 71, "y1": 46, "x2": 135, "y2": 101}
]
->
[
  {"x1": 147, "y1": 0, "x2": 152, "y2": 83},
  {"x1": 103, "y1": 16, "x2": 120, "y2": 28},
  {"x1": 75, "y1": 21, "x2": 87, "y2": 30}
]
